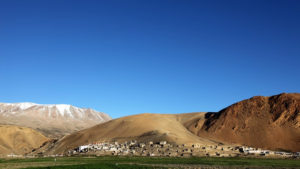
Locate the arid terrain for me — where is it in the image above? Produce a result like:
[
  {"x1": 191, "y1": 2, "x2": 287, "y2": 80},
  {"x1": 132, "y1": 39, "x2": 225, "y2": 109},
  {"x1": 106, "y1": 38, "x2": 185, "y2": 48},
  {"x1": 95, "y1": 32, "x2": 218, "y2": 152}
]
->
[
  {"x1": 45, "y1": 93, "x2": 300, "y2": 154},
  {"x1": 46, "y1": 112, "x2": 218, "y2": 154},
  {"x1": 198, "y1": 93, "x2": 300, "y2": 152},
  {"x1": 0, "y1": 103, "x2": 111, "y2": 138},
  {"x1": 0, "y1": 93, "x2": 299, "y2": 156},
  {"x1": 0, "y1": 125, "x2": 48, "y2": 155}
]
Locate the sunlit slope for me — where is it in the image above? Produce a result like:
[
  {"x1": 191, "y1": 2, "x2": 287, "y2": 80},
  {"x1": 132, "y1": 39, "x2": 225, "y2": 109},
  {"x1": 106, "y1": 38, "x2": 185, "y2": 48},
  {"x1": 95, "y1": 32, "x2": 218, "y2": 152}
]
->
[
  {"x1": 48, "y1": 113, "x2": 216, "y2": 154},
  {"x1": 195, "y1": 93, "x2": 300, "y2": 152},
  {"x1": 0, "y1": 125, "x2": 49, "y2": 155},
  {"x1": 46, "y1": 93, "x2": 300, "y2": 154}
]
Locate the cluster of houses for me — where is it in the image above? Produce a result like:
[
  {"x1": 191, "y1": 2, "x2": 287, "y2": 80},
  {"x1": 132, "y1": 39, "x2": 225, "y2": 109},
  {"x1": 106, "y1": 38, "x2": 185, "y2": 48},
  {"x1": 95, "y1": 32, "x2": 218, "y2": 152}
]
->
[
  {"x1": 66, "y1": 140, "x2": 300, "y2": 158},
  {"x1": 3, "y1": 141, "x2": 299, "y2": 158},
  {"x1": 238, "y1": 146, "x2": 298, "y2": 157}
]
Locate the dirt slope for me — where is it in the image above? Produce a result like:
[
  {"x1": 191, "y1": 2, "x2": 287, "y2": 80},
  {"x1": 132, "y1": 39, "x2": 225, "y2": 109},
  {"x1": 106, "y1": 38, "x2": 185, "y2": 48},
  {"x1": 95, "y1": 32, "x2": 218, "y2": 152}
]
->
[
  {"x1": 196, "y1": 93, "x2": 300, "y2": 152},
  {"x1": 44, "y1": 93, "x2": 300, "y2": 154},
  {"x1": 0, "y1": 125, "x2": 49, "y2": 155},
  {"x1": 48, "y1": 113, "x2": 217, "y2": 154}
]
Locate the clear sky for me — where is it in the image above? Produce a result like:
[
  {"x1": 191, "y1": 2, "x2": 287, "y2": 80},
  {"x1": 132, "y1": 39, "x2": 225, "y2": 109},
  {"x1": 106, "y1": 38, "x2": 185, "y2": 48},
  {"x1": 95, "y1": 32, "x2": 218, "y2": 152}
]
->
[{"x1": 0, "y1": 0, "x2": 299, "y2": 118}]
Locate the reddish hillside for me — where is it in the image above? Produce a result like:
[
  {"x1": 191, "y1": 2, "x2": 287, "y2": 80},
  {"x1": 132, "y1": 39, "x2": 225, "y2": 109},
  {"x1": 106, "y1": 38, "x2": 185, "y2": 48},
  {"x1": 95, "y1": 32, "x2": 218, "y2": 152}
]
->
[{"x1": 196, "y1": 93, "x2": 300, "y2": 152}]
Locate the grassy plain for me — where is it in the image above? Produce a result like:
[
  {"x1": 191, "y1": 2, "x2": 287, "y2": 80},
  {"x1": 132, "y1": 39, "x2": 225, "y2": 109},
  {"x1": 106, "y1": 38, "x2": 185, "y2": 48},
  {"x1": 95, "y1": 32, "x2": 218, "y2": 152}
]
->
[{"x1": 0, "y1": 156, "x2": 299, "y2": 169}]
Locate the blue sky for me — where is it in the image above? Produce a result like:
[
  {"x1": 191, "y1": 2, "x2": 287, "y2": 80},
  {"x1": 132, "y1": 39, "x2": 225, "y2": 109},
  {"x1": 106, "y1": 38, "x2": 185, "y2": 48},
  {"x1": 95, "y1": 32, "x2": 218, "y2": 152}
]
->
[{"x1": 0, "y1": 0, "x2": 299, "y2": 118}]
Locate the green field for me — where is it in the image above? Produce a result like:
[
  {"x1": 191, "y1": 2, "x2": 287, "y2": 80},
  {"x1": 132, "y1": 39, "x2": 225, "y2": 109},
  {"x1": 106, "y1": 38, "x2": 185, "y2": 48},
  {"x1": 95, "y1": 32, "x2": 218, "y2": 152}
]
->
[{"x1": 0, "y1": 156, "x2": 299, "y2": 169}]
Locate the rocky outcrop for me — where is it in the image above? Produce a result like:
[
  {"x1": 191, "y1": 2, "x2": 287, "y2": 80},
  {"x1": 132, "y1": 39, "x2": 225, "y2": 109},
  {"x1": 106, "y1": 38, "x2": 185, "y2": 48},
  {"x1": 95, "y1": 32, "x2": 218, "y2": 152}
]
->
[{"x1": 197, "y1": 93, "x2": 300, "y2": 152}]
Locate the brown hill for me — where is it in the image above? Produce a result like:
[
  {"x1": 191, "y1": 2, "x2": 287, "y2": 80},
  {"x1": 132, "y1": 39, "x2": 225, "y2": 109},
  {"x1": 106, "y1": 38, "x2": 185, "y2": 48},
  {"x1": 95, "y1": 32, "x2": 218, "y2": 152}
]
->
[
  {"x1": 0, "y1": 125, "x2": 49, "y2": 155},
  {"x1": 194, "y1": 93, "x2": 300, "y2": 152},
  {"x1": 47, "y1": 113, "x2": 217, "y2": 154},
  {"x1": 43, "y1": 93, "x2": 300, "y2": 154}
]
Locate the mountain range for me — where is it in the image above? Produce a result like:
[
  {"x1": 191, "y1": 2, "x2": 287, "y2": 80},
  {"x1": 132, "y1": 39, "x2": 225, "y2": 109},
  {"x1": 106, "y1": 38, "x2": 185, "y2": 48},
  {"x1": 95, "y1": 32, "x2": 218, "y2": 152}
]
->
[
  {"x1": 0, "y1": 93, "x2": 299, "y2": 155},
  {"x1": 0, "y1": 103, "x2": 111, "y2": 138}
]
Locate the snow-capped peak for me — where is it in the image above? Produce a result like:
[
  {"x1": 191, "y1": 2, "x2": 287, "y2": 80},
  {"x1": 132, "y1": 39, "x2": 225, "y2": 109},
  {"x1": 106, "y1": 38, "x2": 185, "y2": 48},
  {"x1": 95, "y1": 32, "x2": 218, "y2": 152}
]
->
[
  {"x1": 5, "y1": 102, "x2": 37, "y2": 110},
  {"x1": 0, "y1": 102, "x2": 111, "y2": 138},
  {"x1": 0, "y1": 102, "x2": 108, "y2": 120},
  {"x1": 2, "y1": 103, "x2": 73, "y2": 111}
]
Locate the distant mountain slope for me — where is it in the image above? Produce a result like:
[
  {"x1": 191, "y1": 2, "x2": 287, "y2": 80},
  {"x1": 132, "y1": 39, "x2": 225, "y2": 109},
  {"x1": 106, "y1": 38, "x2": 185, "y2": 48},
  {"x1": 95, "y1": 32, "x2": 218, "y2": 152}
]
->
[
  {"x1": 0, "y1": 103, "x2": 111, "y2": 138},
  {"x1": 195, "y1": 93, "x2": 300, "y2": 152},
  {"x1": 0, "y1": 125, "x2": 48, "y2": 155},
  {"x1": 38, "y1": 93, "x2": 300, "y2": 154},
  {"x1": 46, "y1": 113, "x2": 217, "y2": 154}
]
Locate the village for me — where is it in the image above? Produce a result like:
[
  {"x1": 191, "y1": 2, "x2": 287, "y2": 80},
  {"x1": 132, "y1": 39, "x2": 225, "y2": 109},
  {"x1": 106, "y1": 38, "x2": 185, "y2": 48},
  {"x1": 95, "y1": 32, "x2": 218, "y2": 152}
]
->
[{"x1": 65, "y1": 140, "x2": 300, "y2": 158}]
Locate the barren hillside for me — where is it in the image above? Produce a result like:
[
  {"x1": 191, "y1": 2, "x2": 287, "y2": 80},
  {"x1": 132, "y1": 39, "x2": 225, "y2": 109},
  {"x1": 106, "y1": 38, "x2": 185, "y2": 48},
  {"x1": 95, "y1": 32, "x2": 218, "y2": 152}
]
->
[
  {"x1": 38, "y1": 93, "x2": 300, "y2": 154},
  {"x1": 0, "y1": 125, "x2": 49, "y2": 155},
  {"x1": 47, "y1": 113, "x2": 217, "y2": 154},
  {"x1": 195, "y1": 93, "x2": 300, "y2": 152}
]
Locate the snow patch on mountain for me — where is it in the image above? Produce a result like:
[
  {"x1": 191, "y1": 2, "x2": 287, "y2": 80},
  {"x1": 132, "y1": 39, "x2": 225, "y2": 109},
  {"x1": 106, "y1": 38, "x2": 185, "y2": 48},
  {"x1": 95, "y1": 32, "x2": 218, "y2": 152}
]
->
[
  {"x1": 4, "y1": 102, "x2": 37, "y2": 110},
  {"x1": 0, "y1": 102, "x2": 109, "y2": 120}
]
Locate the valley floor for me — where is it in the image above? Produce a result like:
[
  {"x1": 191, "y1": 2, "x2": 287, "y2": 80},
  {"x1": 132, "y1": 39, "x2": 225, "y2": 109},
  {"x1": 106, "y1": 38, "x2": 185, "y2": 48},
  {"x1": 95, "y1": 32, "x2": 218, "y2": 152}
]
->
[{"x1": 0, "y1": 156, "x2": 299, "y2": 169}]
